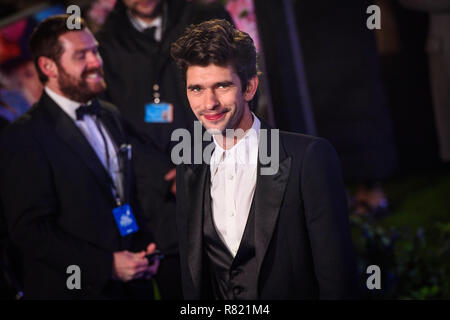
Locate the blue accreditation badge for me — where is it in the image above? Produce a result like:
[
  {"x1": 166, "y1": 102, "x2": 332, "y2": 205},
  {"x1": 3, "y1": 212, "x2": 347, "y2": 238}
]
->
[
  {"x1": 112, "y1": 204, "x2": 139, "y2": 236},
  {"x1": 144, "y1": 103, "x2": 173, "y2": 123}
]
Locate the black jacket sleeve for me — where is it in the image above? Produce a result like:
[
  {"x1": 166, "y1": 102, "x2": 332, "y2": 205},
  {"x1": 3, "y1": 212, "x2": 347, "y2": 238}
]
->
[
  {"x1": 0, "y1": 127, "x2": 113, "y2": 294},
  {"x1": 301, "y1": 138, "x2": 359, "y2": 299}
]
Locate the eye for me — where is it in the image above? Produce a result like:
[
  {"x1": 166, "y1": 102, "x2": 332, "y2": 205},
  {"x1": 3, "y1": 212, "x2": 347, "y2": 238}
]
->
[
  {"x1": 216, "y1": 82, "x2": 232, "y2": 90},
  {"x1": 188, "y1": 86, "x2": 202, "y2": 93},
  {"x1": 75, "y1": 52, "x2": 86, "y2": 60}
]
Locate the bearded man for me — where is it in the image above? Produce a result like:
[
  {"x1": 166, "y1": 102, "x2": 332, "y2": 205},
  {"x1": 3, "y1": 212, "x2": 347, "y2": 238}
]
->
[{"x1": 0, "y1": 15, "x2": 161, "y2": 299}]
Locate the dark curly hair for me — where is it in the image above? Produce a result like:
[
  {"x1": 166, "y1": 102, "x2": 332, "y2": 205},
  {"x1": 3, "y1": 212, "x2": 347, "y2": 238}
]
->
[{"x1": 170, "y1": 19, "x2": 258, "y2": 91}]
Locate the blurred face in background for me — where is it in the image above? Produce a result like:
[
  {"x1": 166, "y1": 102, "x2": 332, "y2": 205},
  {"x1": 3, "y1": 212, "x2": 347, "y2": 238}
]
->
[
  {"x1": 123, "y1": 0, "x2": 162, "y2": 19},
  {"x1": 14, "y1": 61, "x2": 43, "y2": 104},
  {"x1": 55, "y1": 29, "x2": 106, "y2": 103},
  {"x1": 2, "y1": 60, "x2": 43, "y2": 105}
]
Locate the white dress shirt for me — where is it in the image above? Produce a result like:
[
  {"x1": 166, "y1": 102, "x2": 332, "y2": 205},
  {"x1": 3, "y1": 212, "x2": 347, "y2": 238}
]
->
[
  {"x1": 210, "y1": 114, "x2": 260, "y2": 257},
  {"x1": 45, "y1": 87, "x2": 124, "y2": 202},
  {"x1": 127, "y1": 10, "x2": 162, "y2": 42}
]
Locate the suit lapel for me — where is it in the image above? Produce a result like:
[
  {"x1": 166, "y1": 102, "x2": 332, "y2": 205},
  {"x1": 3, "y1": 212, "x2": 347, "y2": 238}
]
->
[
  {"x1": 41, "y1": 93, "x2": 114, "y2": 201},
  {"x1": 254, "y1": 122, "x2": 291, "y2": 282},
  {"x1": 99, "y1": 105, "x2": 133, "y2": 204},
  {"x1": 99, "y1": 106, "x2": 126, "y2": 148},
  {"x1": 183, "y1": 162, "x2": 209, "y2": 293}
]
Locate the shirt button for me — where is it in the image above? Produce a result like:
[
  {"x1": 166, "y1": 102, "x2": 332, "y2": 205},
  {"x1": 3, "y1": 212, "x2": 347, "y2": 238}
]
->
[{"x1": 228, "y1": 174, "x2": 234, "y2": 180}]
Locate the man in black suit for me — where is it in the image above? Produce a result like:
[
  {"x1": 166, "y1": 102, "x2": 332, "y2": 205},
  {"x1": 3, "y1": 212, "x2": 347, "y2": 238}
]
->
[
  {"x1": 0, "y1": 15, "x2": 160, "y2": 299},
  {"x1": 170, "y1": 19, "x2": 359, "y2": 299}
]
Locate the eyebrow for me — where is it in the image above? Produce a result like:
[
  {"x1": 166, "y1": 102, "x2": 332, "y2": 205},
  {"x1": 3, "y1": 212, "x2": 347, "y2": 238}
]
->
[
  {"x1": 73, "y1": 45, "x2": 98, "y2": 55},
  {"x1": 187, "y1": 84, "x2": 202, "y2": 90},
  {"x1": 214, "y1": 81, "x2": 234, "y2": 88},
  {"x1": 187, "y1": 81, "x2": 234, "y2": 90}
]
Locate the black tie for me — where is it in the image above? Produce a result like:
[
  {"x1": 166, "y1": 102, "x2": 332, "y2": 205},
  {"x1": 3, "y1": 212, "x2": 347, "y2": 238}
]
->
[{"x1": 75, "y1": 100, "x2": 100, "y2": 120}]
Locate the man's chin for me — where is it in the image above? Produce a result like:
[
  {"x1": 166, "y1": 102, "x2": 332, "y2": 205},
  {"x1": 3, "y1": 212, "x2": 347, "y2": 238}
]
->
[
  {"x1": 87, "y1": 82, "x2": 106, "y2": 95},
  {"x1": 205, "y1": 127, "x2": 224, "y2": 136},
  {"x1": 132, "y1": 3, "x2": 161, "y2": 19},
  {"x1": 64, "y1": 88, "x2": 105, "y2": 103}
]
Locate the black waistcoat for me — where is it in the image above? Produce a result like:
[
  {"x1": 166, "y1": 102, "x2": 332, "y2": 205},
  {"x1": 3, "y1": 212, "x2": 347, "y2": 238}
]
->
[{"x1": 203, "y1": 175, "x2": 258, "y2": 300}]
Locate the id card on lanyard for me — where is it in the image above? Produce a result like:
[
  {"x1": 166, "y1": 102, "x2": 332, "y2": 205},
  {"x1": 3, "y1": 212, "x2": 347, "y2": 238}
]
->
[
  {"x1": 145, "y1": 102, "x2": 173, "y2": 123},
  {"x1": 112, "y1": 144, "x2": 139, "y2": 236},
  {"x1": 144, "y1": 83, "x2": 174, "y2": 123},
  {"x1": 113, "y1": 203, "x2": 139, "y2": 236}
]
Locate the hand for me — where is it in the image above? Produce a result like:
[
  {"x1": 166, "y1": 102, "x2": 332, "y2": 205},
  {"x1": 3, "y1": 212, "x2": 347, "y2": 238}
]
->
[
  {"x1": 112, "y1": 250, "x2": 150, "y2": 282},
  {"x1": 164, "y1": 168, "x2": 176, "y2": 195},
  {"x1": 143, "y1": 243, "x2": 160, "y2": 280}
]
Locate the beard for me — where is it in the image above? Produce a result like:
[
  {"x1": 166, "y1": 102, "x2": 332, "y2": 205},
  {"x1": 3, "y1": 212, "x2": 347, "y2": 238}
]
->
[{"x1": 57, "y1": 64, "x2": 106, "y2": 103}]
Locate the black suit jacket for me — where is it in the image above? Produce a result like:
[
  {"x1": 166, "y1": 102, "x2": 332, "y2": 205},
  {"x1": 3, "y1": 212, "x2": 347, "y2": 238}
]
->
[
  {"x1": 0, "y1": 93, "x2": 154, "y2": 299},
  {"x1": 176, "y1": 122, "x2": 359, "y2": 299}
]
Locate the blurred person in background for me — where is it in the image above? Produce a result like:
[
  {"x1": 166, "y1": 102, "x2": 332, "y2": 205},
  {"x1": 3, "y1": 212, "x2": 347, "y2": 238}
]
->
[
  {"x1": 0, "y1": 85, "x2": 18, "y2": 129},
  {"x1": 293, "y1": 1, "x2": 398, "y2": 217},
  {"x1": 0, "y1": 4, "x2": 44, "y2": 116},
  {"x1": 96, "y1": 0, "x2": 233, "y2": 299},
  {"x1": 0, "y1": 59, "x2": 43, "y2": 113},
  {"x1": 399, "y1": 0, "x2": 450, "y2": 163}
]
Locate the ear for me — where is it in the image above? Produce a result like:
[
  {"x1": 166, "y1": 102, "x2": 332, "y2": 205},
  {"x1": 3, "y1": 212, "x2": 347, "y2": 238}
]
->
[
  {"x1": 37, "y1": 56, "x2": 58, "y2": 80},
  {"x1": 244, "y1": 75, "x2": 259, "y2": 102}
]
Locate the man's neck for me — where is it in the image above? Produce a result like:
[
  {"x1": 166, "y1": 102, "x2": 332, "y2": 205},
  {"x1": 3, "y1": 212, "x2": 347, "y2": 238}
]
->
[
  {"x1": 127, "y1": 9, "x2": 163, "y2": 40},
  {"x1": 133, "y1": 13, "x2": 157, "y2": 25},
  {"x1": 46, "y1": 83, "x2": 70, "y2": 101}
]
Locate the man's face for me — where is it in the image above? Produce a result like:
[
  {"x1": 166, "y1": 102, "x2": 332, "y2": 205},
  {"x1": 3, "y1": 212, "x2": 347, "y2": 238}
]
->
[
  {"x1": 123, "y1": 0, "x2": 161, "y2": 18},
  {"x1": 56, "y1": 30, "x2": 106, "y2": 103},
  {"x1": 186, "y1": 64, "x2": 254, "y2": 135}
]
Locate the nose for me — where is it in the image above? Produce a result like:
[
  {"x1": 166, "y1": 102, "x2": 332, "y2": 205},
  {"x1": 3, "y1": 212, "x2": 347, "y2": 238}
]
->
[
  {"x1": 204, "y1": 89, "x2": 219, "y2": 110},
  {"x1": 86, "y1": 50, "x2": 103, "y2": 69}
]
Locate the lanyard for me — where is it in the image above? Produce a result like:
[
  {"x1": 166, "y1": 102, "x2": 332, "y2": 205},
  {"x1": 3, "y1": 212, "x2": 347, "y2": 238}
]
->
[
  {"x1": 150, "y1": 52, "x2": 172, "y2": 104},
  {"x1": 94, "y1": 116, "x2": 129, "y2": 207}
]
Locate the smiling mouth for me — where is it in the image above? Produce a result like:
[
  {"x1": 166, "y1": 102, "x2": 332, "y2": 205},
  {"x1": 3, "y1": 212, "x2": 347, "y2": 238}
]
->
[
  {"x1": 85, "y1": 72, "x2": 102, "y2": 81},
  {"x1": 203, "y1": 112, "x2": 225, "y2": 122}
]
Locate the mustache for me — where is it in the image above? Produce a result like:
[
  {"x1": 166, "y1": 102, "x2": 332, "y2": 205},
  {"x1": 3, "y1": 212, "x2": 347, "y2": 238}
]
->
[{"x1": 82, "y1": 68, "x2": 104, "y2": 79}]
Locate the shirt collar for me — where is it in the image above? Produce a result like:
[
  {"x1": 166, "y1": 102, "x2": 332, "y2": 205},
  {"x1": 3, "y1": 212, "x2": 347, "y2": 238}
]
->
[
  {"x1": 211, "y1": 113, "x2": 260, "y2": 173},
  {"x1": 44, "y1": 87, "x2": 92, "y2": 121},
  {"x1": 127, "y1": 10, "x2": 162, "y2": 41}
]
